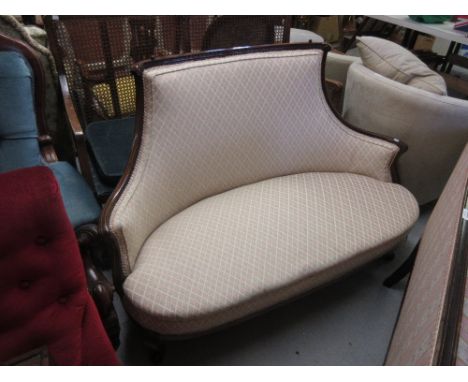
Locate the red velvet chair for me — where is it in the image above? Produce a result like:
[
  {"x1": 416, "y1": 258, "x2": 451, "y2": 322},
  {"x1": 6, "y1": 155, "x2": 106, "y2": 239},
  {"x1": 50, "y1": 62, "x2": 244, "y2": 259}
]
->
[{"x1": 0, "y1": 166, "x2": 119, "y2": 365}]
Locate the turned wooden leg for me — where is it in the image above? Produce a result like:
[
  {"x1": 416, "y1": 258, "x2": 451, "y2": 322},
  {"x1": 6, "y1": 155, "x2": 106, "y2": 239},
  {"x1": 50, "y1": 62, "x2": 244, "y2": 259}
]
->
[{"x1": 77, "y1": 224, "x2": 121, "y2": 348}]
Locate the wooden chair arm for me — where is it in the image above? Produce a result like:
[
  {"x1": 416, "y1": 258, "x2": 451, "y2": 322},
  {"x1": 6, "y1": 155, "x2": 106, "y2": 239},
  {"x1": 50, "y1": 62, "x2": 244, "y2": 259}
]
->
[
  {"x1": 58, "y1": 74, "x2": 94, "y2": 189},
  {"x1": 37, "y1": 134, "x2": 58, "y2": 163}
]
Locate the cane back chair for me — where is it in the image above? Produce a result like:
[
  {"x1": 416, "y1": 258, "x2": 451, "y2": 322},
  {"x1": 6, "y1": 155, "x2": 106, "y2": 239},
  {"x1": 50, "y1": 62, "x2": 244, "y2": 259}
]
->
[{"x1": 44, "y1": 16, "x2": 292, "y2": 201}]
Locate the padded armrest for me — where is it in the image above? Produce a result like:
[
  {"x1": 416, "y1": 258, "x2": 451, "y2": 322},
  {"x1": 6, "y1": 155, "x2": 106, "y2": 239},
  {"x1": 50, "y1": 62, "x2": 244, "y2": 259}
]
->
[{"x1": 343, "y1": 62, "x2": 468, "y2": 204}]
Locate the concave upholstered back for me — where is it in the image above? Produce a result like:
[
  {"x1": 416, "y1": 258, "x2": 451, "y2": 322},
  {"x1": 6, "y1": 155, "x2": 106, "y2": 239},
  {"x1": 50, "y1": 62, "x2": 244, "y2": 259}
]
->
[{"x1": 107, "y1": 46, "x2": 400, "y2": 275}]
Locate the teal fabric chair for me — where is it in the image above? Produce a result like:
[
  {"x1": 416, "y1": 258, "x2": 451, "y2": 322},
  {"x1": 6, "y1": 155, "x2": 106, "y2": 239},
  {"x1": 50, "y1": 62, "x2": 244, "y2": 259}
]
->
[{"x1": 0, "y1": 35, "x2": 100, "y2": 228}]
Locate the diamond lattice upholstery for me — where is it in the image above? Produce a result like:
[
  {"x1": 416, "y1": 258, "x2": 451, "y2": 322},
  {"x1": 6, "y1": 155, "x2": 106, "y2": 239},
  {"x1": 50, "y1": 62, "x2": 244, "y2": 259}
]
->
[
  {"x1": 124, "y1": 172, "x2": 418, "y2": 335},
  {"x1": 107, "y1": 47, "x2": 419, "y2": 335}
]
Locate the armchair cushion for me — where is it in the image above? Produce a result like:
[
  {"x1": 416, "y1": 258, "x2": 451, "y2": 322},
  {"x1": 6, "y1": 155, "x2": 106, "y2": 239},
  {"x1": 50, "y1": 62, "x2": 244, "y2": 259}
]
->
[
  {"x1": 85, "y1": 116, "x2": 135, "y2": 185},
  {"x1": 356, "y1": 36, "x2": 447, "y2": 95},
  {"x1": 124, "y1": 172, "x2": 418, "y2": 335},
  {"x1": 48, "y1": 162, "x2": 101, "y2": 228}
]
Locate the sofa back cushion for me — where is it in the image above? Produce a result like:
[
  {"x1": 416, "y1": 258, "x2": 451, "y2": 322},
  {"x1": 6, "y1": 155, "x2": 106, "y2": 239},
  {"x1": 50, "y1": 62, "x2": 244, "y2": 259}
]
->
[
  {"x1": 108, "y1": 47, "x2": 400, "y2": 274},
  {"x1": 356, "y1": 36, "x2": 447, "y2": 95}
]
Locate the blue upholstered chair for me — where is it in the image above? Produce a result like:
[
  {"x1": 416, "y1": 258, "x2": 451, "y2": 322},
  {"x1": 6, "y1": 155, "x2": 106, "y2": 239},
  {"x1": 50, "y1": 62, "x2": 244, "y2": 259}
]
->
[{"x1": 0, "y1": 33, "x2": 100, "y2": 228}]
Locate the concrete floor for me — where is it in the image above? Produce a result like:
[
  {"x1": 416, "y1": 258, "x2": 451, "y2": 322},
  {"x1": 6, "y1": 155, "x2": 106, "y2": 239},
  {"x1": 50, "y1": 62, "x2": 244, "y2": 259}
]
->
[{"x1": 110, "y1": 205, "x2": 432, "y2": 366}]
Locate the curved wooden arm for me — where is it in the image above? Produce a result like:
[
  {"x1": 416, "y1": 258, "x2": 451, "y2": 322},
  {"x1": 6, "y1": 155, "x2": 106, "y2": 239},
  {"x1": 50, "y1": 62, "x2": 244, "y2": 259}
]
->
[{"x1": 59, "y1": 74, "x2": 94, "y2": 189}]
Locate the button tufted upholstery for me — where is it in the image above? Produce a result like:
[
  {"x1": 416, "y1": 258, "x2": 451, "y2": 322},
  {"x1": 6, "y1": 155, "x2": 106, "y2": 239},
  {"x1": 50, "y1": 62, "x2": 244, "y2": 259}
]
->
[
  {"x1": 0, "y1": 39, "x2": 100, "y2": 228},
  {"x1": 0, "y1": 167, "x2": 119, "y2": 365}
]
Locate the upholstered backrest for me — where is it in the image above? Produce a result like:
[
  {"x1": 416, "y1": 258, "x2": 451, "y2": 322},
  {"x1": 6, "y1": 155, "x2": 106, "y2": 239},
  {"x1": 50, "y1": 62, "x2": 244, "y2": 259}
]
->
[
  {"x1": 0, "y1": 16, "x2": 61, "y2": 148},
  {"x1": 108, "y1": 46, "x2": 400, "y2": 275},
  {"x1": 0, "y1": 50, "x2": 42, "y2": 172},
  {"x1": 343, "y1": 62, "x2": 468, "y2": 204}
]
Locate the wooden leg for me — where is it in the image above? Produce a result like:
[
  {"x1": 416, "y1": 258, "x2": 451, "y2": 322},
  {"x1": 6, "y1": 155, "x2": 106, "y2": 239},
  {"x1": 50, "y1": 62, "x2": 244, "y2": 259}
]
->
[
  {"x1": 341, "y1": 16, "x2": 370, "y2": 53},
  {"x1": 143, "y1": 337, "x2": 166, "y2": 364},
  {"x1": 383, "y1": 242, "x2": 420, "y2": 288},
  {"x1": 77, "y1": 224, "x2": 121, "y2": 348},
  {"x1": 441, "y1": 41, "x2": 456, "y2": 72},
  {"x1": 446, "y1": 43, "x2": 461, "y2": 74},
  {"x1": 383, "y1": 251, "x2": 396, "y2": 262}
]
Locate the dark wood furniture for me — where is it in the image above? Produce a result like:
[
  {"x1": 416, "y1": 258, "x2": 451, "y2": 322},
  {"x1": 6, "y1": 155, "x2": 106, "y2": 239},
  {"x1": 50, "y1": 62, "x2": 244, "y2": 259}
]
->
[{"x1": 202, "y1": 16, "x2": 291, "y2": 50}]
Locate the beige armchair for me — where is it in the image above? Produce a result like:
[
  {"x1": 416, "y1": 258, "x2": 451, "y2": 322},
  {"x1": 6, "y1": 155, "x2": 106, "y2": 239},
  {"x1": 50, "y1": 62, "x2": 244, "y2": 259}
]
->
[
  {"x1": 101, "y1": 44, "x2": 418, "y2": 338},
  {"x1": 329, "y1": 54, "x2": 468, "y2": 205}
]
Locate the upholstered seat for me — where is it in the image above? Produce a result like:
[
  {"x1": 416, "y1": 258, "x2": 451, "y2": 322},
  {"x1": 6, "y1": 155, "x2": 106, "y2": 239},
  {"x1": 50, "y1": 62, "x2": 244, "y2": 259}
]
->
[
  {"x1": 124, "y1": 172, "x2": 418, "y2": 335},
  {"x1": 86, "y1": 116, "x2": 135, "y2": 185},
  {"x1": 48, "y1": 162, "x2": 102, "y2": 228},
  {"x1": 0, "y1": 37, "x2": 100, "y2": 228},
  {"x1": 103, "y1": 45, "x2": 419, "y2": 338}
]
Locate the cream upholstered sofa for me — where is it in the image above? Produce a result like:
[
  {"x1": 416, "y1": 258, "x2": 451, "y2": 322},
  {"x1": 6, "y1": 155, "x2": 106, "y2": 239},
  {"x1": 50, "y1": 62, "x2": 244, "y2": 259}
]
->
[
  {"x1": 325, "y1": 51, "x2": 468, "y2": 205},
  {"x1": 101, "y1": 44, "x2": 419, "y2": 337}
]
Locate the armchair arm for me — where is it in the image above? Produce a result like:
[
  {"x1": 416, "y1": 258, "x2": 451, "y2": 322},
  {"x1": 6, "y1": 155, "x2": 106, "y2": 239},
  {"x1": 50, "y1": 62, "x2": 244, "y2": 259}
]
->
[
  {"x1": 343, "y1": 62, "x2": 468, "y2": 204},
  {"x1": 58, "y1": 74, "x2": 94, "y2": 189},
  {"x1": 325, "y1": 51, "x2": 361, "y2": 86},
  {"x1": 37, "y1": 134, "x2": 58, "y2": 163}
]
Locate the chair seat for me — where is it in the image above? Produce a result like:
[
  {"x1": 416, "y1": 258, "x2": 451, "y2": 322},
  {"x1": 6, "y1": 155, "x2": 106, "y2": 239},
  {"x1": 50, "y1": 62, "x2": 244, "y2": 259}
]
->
[
  {"x1": 123, "y1": 172, "x2": 419, "y2": 335},
  {"x1": 86, "y1": 117, "x2": 135, "y2": 186},
  {"x1": 48, "y1": 162, "x2": 101, "y2": 228}
]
